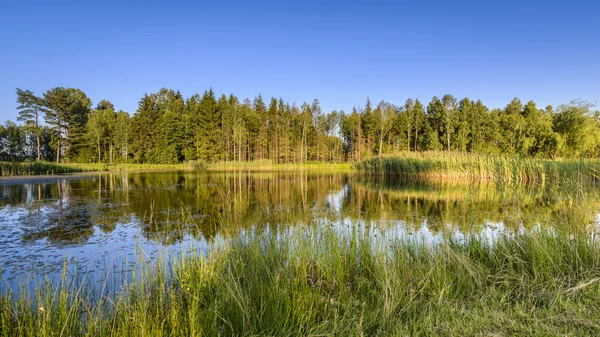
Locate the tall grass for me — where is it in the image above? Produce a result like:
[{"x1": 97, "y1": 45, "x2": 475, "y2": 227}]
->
[
  {"x1": 0, "y1": 160, "x2": 351, "y2": 177},
  {"x1": 354, "y1": 152, "x2": 600, "y2": 186},
  {"x1": 0, "y1": 162, "x2": 85, "y2": 176},
  {"x1": 3, "y1": 225, "x2": 600, "y2": 336},
  {"x1": 60, "y1": 161, "x2": 206, "y2": 173},
  {"x1": 208, "y1": 160, "x2": 352, "y2": 172},
  {"x1": 0, "y1": 161, "x2": 207, "y2": 177}
]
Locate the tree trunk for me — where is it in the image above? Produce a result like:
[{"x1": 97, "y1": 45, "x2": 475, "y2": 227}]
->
[
  {"x1": 56, "y1": 113, "x2": 61, "y2": 164},
  {"x1": 301, "y1": 124, "x2": 305, "y2": 163},
  {"x1": 125, "y1": 125, "x2": 128, "y2": 158},
  {"x1": 35, "y1": 114, "x2": 40, "y2": 161},
  {"x1": 415, "y1": 127, "x2": 418, "y2": 151},
  {"x1": 407, "y1": 122, "x2": 411, "y2": 152}
]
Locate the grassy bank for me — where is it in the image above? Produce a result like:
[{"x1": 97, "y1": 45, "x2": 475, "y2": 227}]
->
[
  {"x1": 354, "y1": 152, "x2": 600, "y2": 186},
  {"x1": 3, "y1": 226, "x2": 600, "y2": 336},
  {"x1": 0, "y1": 161, "x2": 206, "y2": 177},
  {"x1": 0, "y1": 162, "x2": 86, "y2": 176},
  {"x1": 0, "y1": 160, "x2": 351, "y2": 177},
  {"x1": 60, "y1": 161, "x2": 205, "y2": 173},
  {"x1": 208, "y1": 159, "x2": 352, "y2": 172}
]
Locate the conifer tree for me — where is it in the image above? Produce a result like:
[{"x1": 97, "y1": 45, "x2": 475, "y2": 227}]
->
[{"x1": 16, "y1": 89, "x2": 44, "y2": 161}]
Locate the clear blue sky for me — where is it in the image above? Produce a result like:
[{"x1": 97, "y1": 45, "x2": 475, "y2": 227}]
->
[{"x1": 1, "y1": 0, "x2": 598, "y2": 121}]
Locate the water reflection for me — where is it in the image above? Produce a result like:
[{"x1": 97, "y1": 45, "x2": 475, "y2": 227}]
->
[
  {"x1": 351, "y1": 177, "x2": 598, "y2": 234},
  {"x1": 0, "y1": 171, "x2": 598, "y2": 293}
]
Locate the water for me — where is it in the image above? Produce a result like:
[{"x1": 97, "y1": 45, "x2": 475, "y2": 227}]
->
[{"x1": 0, "y1": 170, "x2": 598, "y2": 294}]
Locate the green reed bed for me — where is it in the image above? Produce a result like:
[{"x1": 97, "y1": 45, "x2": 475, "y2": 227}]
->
[
  {"x1": 0, "y1": 162, "x2": 86, "y2": 176},
  {"x1": 58, "y1": 162, "x2": 205, "y2": 173},
  {"x1": 208, "y1": 160, "x2": 352, "y2": 172},
  {"x1": 354, "y1": 152, "x2": 600, "y2": 186},
  {"x1": 0, "y1": 159, "x2": 352, "y2": 177},
  {"x1": 3, "y1": 225, "x2": 600, "y2": 336},
  {"x1": 0, "y1": 161, "x2": 207, "y2": 177}
]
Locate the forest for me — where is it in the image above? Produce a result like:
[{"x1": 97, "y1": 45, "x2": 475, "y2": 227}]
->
[{"x1": 3, "y1": 87, "x2": 600, "y2": 164}]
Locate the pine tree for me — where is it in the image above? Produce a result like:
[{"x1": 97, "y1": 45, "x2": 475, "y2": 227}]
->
[
  {"x1": 15, "y1": 88, "x2": 44, "y2": 161},
  {"x1": 43, "y1": 87, "x2": 91, "y2": 163},
  {"x1": 455, "y1": 98, "x2": 472, "y2": 152},
  {"x1": 196, "y1": 88, "x2": 222, "y2": 162},
  {"x1": 131, "y1": 94, "x2": 161, "y2": 162},
  {"x1": 412, "y1": 100, "x2": 426, "y2": 151}
]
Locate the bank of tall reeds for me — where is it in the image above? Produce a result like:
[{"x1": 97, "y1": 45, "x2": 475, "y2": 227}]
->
[
  {"x1": 0, "y1": 162, "x2": 85, "y2": 176},
  {"x1": 0, "y1": 160, "x2": 352, "y2": 177},
  {"x1": 2, "y1": 225, "x2": 600, "y2": 336},
  {"x1": 208, "y1": 159, "x2": 352, "y2": 172},
  {"x1": 354, "y1": 152, "x2": 600, "y2": 186},
  {"x1": 0, "y1": 161, "x2": 207, "y2": 177},
  {"x1": 61, "y1": 161, "x2": 206, "y2": 172}
]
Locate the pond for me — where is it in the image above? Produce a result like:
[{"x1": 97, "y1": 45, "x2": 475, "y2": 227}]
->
[{"x1": 1, "y1": 170, "x2": 598, "y2": 294}]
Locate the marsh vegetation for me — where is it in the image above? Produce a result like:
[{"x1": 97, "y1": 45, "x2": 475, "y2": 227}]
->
[{"x1": 1, "y1": 171, "x2": 600, "y2": 336}]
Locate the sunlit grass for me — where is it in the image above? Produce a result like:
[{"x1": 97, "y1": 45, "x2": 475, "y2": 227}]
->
[
  {"x1": 0, "y1": 160, "x2": 353, "y2": 177},
  {"x1": 208, "y1": 160, "x2": 353, "y2": 172},
  {"x1": 354, "y1": 152, "x2": 600, "y2": 187},
  {"x1": 2, "y1": 224, "x2": 600, "y2": 336},
  {"x1": 0, "y1": 162, "x2": 85, "y2": 176},
  {"x1": 0, "y1": 161, "x2": 209, "y2": 176}
]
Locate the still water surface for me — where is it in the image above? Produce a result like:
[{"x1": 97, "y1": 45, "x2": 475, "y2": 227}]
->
[{"x1": 1, "y1": 171, "x2": 598, "y2": 293}]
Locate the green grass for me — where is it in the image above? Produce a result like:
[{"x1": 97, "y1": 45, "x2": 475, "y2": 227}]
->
[
  {"x1": 0, "y1": 161, "x2": 207, "y2": 177},
  {"x1": 3, "y1": 225, "x2": 600, "y2": 336},
  {"x1": 208, "y1": 159, "x2": 353, "y2": 172},
  {"x1": 354, "y1": 152, "x2": 600, "y2": 186},
  {"x1": 0, "y1": 162, "x2": 85, "y2": 176},
  {"x1": 0, "y1": 160, "x2": 352, "y2": 177},
  {"x1": 60, "y1": 161, "x2": 206, "y2": 173}
]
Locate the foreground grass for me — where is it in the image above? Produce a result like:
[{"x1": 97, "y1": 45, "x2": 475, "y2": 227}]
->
[
  {"x1": 354, "y1": 152, "x2": 600, "y2": 186},
  {"x1": 2, "y1": 226, "x2": 600, "y2": 336}
]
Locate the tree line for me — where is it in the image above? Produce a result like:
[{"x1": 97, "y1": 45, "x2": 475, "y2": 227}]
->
[{"x1": 3, "y1": 87, "x2": 599, "y2": 163}]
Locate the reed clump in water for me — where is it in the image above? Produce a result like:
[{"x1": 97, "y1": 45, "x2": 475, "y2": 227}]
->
[
  {"x1": 2, "y1": 225, "x2": 600, "y2": 336},
  {"x1": 353, "y1": 152, "x2": 600, "y2": 186}
]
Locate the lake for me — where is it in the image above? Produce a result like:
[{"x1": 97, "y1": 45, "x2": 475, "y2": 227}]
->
[{"x1": 1, "y1": 170, "x2": 598, "y2": 294}]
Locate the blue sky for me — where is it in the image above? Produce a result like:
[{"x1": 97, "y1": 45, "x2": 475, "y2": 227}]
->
[{"x1": 1, "y1": 0, "x2": 598, "y2": 121}]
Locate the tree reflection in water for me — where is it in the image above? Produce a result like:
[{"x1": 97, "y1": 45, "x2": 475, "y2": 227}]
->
[{"x1": 0, "y1": 171, "x2": 598, "y2": 294}]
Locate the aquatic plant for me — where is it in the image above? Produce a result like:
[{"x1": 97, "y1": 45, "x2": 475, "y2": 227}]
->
[
  {"x1": 2, "y1": 225, "x2": 600, "y2": 336},
  {"x1": 354, "y1": 152, "x2": 600, "y2": 187},
  {"x1": 0, "y1": 162, "x2": 84, "y2": 176}
]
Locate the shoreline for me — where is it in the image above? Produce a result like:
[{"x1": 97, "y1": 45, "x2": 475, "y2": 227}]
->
[
  {"x1": 0, "y1": 164, "x2": 353, "y2": 186},
  {"x1": 0, "y1": 172, "x2": 96, "y2": 186}
]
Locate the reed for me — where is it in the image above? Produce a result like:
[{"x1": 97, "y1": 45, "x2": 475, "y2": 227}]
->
[
  {"x1": 2, "y1": 224, "x2": 600, "y2": 336},
  {"x1": 0, "y1": 162, "x2": 85, "y2": 176},
  {"x1": 208, "y1": 160, "x2": 352, "y2": 172},
  {"x1": 0, "y1": 160, "x2": 353, "y2": 177},
  {"x1": 354, "y1": 152, "x2": 600, "y2": 186},
  {"x1": 0, "y1": 161, "x2": 208, "y2": 177}
]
